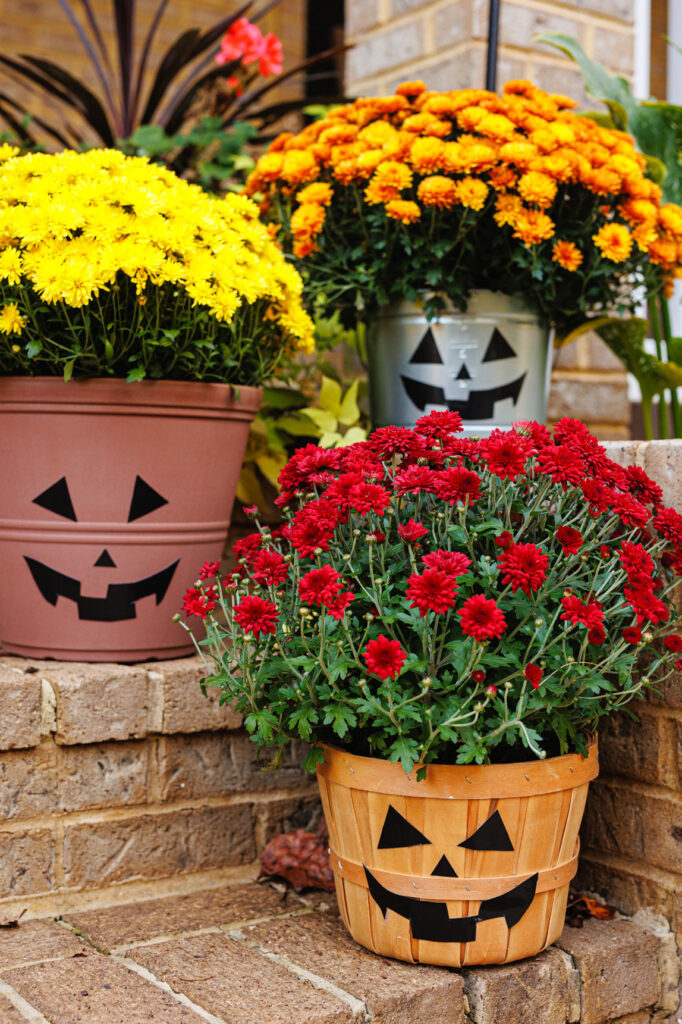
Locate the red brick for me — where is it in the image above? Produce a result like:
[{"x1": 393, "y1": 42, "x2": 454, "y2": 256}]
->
[
  {"x1": 47, "y1": 664, "x2": 151, "y2": 745},
  {"x1": 0, "y1": 919, "x2": 87, "y2": 971},
  {"x1": 598, "y1": 711, "x2": 678, "y2": 788},
  {"x1": 147, "y1": 657, "x2": 242, "y2": 734},
  {"x1": 581, "y1": 781, "x2": 682, "y2": 875},
  {"x1": 463, "y1": 947, "x2": 573, "y2": 1024}
]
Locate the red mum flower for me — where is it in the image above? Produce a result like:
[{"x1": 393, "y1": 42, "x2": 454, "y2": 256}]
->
[
  {"x1": 348, "y1": 482, "x2": 392, "y2": 517},
  {"x1": 481, "y1": 429, "x2": 532, "y2": 480},
  {"x1": 278, "y1": 444, "x2": 342, "y2": 493},
  {"x1": 588, "y1": 624, "x2": 606, "y2": 645},
  {"x1": 422, "y1": 548, "x2": 472, "y2": 576},
  {"x1": 622, "y1": 626, "x2": 642, "y2": 644},
  {"x1": 494, "y1": 531, "x2": 513, "y2": 549},
  {"x1": 624, "y1": 585, "x2": 670, "y2": 626},
  {"x1": 536, "y1": 446, "x2": 585, "y2": 489},
  {"x1": 618, "y1": 541, "x2": 655, "y2": 587},
  {"x1": 560, "y1": 594, "x2": 604, "y2": 630},
  {"x1": 326, "y1": 589, "x2": 355, "y2": 620},
  {"x1": 251, "y1": 549, "x2": 289, "y2": 587},
  {"x1": 398, "y1": 519, "x2": 428, "y2": 543},
  {"x1": 363, "y1": 635, "x2": 407, "y2": 679},
  {"x1": 513, "y1": 420, "x2": 552, "y2": 448},
  {"x1": 289, "y1": 500, "x2": 339, "y2": 558},
  {"x1": 498, "y1": 543, "x2": 549, "y2": 595},
  {"x1": 406, "y1": 568, "x2": 458, "y2": 616},
  {"x1": 394, "y1": 464, "x2": 439, "y2": 495},
  {"x1": 433, "y1": 466, "x2": 482, "y2": 504},
  {"x1": 664, "y1": 634, "x2": 682, "y2": 652},
  {"x1": 472, "y1": 669, "x2": 486, "y2": 683},
  {"x1": 233, "y1": 594, "x2": 278, "y2": 636},
  {"x1": 199, "y1": 560, "x2": 221, "y2": 579},
  {"x1": 183, "y1": 585, "x2": 217, "y2": 619},
  {"x1": 366, "y1": 425, "x2": 428, "y2": 460},
  {"x1": 600, "y1": 545, "x2": 611, "y2": 559},
  {"x1": 612, "y1": 493, "x2": 650, "y2": 529},
  {"x1": 415, "y1": 410, "x2": 463, "y2": 439},
  {"x1": 458, "y1": 594, "x2": 507, "y2": 641},
  {"x1": 624, "y1": 465, "x2": 663, "y2": 507},
  {"x1": 299, "y1": 564, "x2": 342, "y2": 605},
  {"x1": 325, "y1": 472, "x2": 366, "y2": 512},
  {"x1": 524, "y1": 664, "x2": 542, "y2": 689},
  {"x1": 556, "y1": 526, "x2": 583, "y2": 554},
  {"x1": 233, "y1": 532, "x2": 263, "y2": 566},
  {"x1": 581, "y1": 479, "x2": 611, "y2": 514},
  {"x1": 654, "y1": 507, "x2": 682, "y2": 549}
]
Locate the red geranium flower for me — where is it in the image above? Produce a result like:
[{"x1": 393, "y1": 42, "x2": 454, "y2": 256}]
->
[
  {"x1": 498, "y1": 543, "x2": 549, "y2": 595},
  {"x1": 406, "y1": 568, "x2": 458, "y2": 616},
  {"x1": 422, "y1": 548, "x2": 472, "y2": 576},
  {"x1": 664, "y1": 634, "x2": 682, "y2": 652},
  {"x1": 622, "y1": 626, "x2": 642, "y2": 644},
  {"x1": 458, "y1": 594, "x2": 507, "y2": 641},
  {"x1": 481, "y1": 429, "x2": 532, "y2": 480},
  {"x1": 183, "y1": 585, "x2": 217, "y2": 619},
  {"x1": 524, "y1": 664, "x2": 542, "y2": 689},
  {"x1": 433, "y1": 466, "x2": 481, "y2": 504},
  {"x1": 199, "y1": 560, "x2": 221, "y2": 579},
  {"x1": 299, "y1": 565, "x2": 343, "y2": 605},
  {"x1": 556, "y1": 526, "x2": 583, "y2": 554},
  {"x1": 258, "y1": 32, "x2": 283, "y2": 76},
  {"x1": 398, "y1": 519, "x2": 428, "y2": 543},
  {"x1": 348, "y1": 482, "x2": 392, "y2": 517},
  {"x1": 251, "y1": 549, "x2": 289, "y2": 587},
  {"x1": 363, "y1": 635, "x2": 407, "y2": 679},
  {"x1": 233, "y1": 594, "x2": 278, "y2": 636}
]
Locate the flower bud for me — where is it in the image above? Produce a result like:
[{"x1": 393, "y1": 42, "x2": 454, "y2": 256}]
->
[
  {"x1": 299, "y1": 607, "x2": 309, "y2": 616},
  {"x1": 643, "y1": 632, "x2": 654, "y2": 643},
  {"x1": 486, "y1": 684, "x2": 498, "y2": 696},
  {"x1": 504, "y1": 681, "x2": 512, "y2": 690},
  {"x1": 422, "y1": 677, "x2": 432, "y2": 689},
  {"x1": 171, "y1": 613, "x2": 181, "y2": 622},
  {"x1": 567, "y1": 655, "x2": 575, "y2": 664},
  {"x1": 475, "y1": 701, "x2": 484, "y2": 712},
  {"x1": 314, "y1": 546, "x2": 323, "y2": 556},
  {"x1": 641, "y1": 675, "x2": 650, "y2": 685},
  {"x1": 353, "y1": 529, "x2": 361, "y2": 536},
  {"x1": 534, "y1": 618, "x2": 544, "y2": 627},
  {"x1": 342, "y1": 553, "x2": 351, "y2": 561}
]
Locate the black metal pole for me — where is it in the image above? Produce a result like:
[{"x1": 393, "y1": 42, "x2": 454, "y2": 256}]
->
[{"x1": 485, "y1": 0, "x2": 501, "y2": 92}]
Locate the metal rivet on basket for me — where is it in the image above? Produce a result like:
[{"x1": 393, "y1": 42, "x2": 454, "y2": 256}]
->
[
  {"x1": 349, "y1": 765, "x2": 355, "y2": 773},
  {"x1": 465, "y1": 884, "x2": 470, "y2": 892},
  {"x1": 524, "y1": 773, "x2": 530, "y2": 781},
  {"x1": 553, "y1": 873, "x2": 558, "y2": 880},
  {"x1": 465, "y1": 776, "x2": 472, "y2": 784},
  {"x1": 569, "y1": 766, "x2": 574, "y2": 773},
  {"x1": 338, "y1": 860, "x2": 343, "y2": 870},
  {"x1": 412, "y1": 881, "x2": 418, "y2": 889}
]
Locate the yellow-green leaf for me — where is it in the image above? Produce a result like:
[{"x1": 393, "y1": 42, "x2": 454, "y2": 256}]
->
[
  {"x1": 338, "y1": 378, "x2": 361, "y2": 426},
  {"x1": 338, "y1": 425, "x2": 368, "y2": 446},
  {"x1": 236, "y1": 464, "x2": 267, "y2": 509},
  {"x1": 317, "y1": 375, "x2": 342, "y2": 417},
  {"x1": 277, "y1": 413, "x2": 320, "y2": 437},
  {"x1": 256, "y1": 452, "x2": 287, "y2": 489},
  {"x1": 319, "y1": 431, "x2": 342, "y2": 448},
  {"x1": 301, "y1": 406, "x2": 338, "y2": 433}
]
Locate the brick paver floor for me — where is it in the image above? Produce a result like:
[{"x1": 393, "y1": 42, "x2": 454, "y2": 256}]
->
[{"x1": 0, "y1": 880, "x2": 676, "y2": 1023}]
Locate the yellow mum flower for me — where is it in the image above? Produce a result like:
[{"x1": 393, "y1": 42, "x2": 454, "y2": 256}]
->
[
  {"x1": 517, "y1": 171, "x2": 557, "y2": 209},
  {"x1": 417, "y1": 176, "x2": 458, "y2": 209},
  {"x1": 385, "y1": 199, "x2": 421, "y2": 223},
  {"x1": 0, "y1": 143, "x2": 20, "y2": 163},
  {"x1": 593, "y1": 223, "x2": 633, "y2": 262},
  {"x1": 552, "y1": 240, "x2": 583, "y2": 271},
  {"x1": 409, "y1": 137, "x2": 445, "y2": 173},
  {"x1": 477, "y1": 113, "x2": 517, "y2": 141},
  {"x1": 365, "y1": 161, "x2": 413, "y2": 203},
  {"x1": 0, "y1": 248, "x2": 22, "y2": 285},
  {"x1": 296, "y1": 183, "x2": 334, "y2": 206},
  {"x1": 513, "y1": 209, "x2": 555, "y2": 246},
  {"x1": 0, "y1": 302, "x2": 26, "y2": 334},
  {"x1": 455, "y1": 177, "x2": 489, "y2": 211},
  {"x1": 358, "y1": 121, "x2": 396, "y2": 147},
  {"x1": 659, "y1": 204, "x2": 682, "y2": 238},
  {"x1": 280, "y1": 150, "x2": 319, "y2": 186},
  {"x1": 494, "y1": 194, "x2": 523, "y2": 227}
]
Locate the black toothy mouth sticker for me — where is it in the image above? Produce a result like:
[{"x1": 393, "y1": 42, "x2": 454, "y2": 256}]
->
[
  {"x1": 364, "y1": 864, "x2": 538, "y2": 943},
  {"x1": 400, "y1": 373, "x2": 527, "y2": 419},
  {"x1": 24, "y1": 556, "x2": 179, "y2": 622}
]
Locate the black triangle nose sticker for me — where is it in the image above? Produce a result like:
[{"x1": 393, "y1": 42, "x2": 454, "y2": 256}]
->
[
  {"x1": 455, "y1": 364, "x2": 471, "y2": 380},
  {"x1": 482, "y1": 328, "x2": 517, "y2": 363},
  {"x1": 33, "y1": 477, "x2": 77, "y2": 522},
  {"x1": 431, "y1": 854, "x2": 458, "y2": 877},
  {"x1": 378, "y1": 806, "x2": 431, "y2": 849},
  {"x1": 410, "y1": 327, "x2": 443, "y2": 364},
  {"x1": 94, "y1": 549, "x2": 116, "y2": 568},
  {"x1": 128, "y1": 475, "x2": 168, "y2": 522}
]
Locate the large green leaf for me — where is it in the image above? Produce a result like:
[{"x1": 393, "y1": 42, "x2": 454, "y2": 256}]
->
[{"x1": 593, "y1": 317, "x2": 682, "y2": 400}]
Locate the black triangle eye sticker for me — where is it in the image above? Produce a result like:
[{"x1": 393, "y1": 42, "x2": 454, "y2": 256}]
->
[
  {"x1": 410, "y1": 327, "x2": 443, "y2": 364},
  {"x1": 482, "y1": 328, "x2": 517, "y2": 363},
  {"x1": 33, "y1": 477, "x2": 77, "y2": 521},
  {"x1": 458, "y1": 810, "x2": 514, "y2": 851},
  {"x1": 378, "y1": 806, "x2": 431, "y2": 849},
  {"x1": 128, "y1": 475, "x2": 168, "y2": 522}
]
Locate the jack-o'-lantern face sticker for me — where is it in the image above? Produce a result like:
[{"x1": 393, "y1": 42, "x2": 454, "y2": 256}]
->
[
  {"x1": 400, "y1": 325, "x2": 526, "y2": 420},
  {"x1": 24, "y1": 475, "x2": 178, "y2": 621},
  {"x1": 363, "y1": 805, "x2": 538, "y2": 942}
]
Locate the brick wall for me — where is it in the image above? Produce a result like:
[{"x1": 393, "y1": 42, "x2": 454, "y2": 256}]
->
[
  {"x1": 344, "y1": 0, "x2": 636, "y2": 441},
  {"x1": 0, "y1": 655, "x2": 318, "y2": 919}
]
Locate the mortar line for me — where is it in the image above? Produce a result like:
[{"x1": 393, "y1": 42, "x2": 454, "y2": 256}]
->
[
  {"x1": 0, "y1": 978, "x2": 51, "y2": 1024},
  {"x1": 108, "y1": 908, "x2": 314, "y2": 953},
  {"x1": 114, "y1": 956, "x2": 231, "y2": 1024},
  {"x1": 227, "y1": 928, "x2": 368, "y2": 1020}
]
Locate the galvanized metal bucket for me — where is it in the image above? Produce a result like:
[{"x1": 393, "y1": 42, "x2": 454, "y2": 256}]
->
[{"x1": 367, "y1": 291, "x2": 552, "y2": 436}]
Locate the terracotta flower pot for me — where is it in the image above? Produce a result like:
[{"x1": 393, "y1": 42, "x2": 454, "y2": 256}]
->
[
  {"x1": 0, "y1": 377, "x2": 261, "y2": 662},
  {"x1": 317, "y1": 740, "x2": 598, "y2": 967}
]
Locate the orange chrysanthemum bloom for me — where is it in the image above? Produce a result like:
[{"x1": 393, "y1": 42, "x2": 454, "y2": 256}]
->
[
  {"x1": 592, "y1": 223, "x2": 633, "y2": 262},
  {"x1": 280, "y1": 150, "x2": 319, "y2": 185},
  {"x1": 417, "y1": 176, "x2": 458, "y2": 209},
  {"x1": 455, "y1": 177, "x2": 489, "y2": 211},
  {"x1": 296, "y1": 182, "x2": 334, "y2": 206},
  {"x1": 333, "y1": 160, "x2": 360, "y2": 185},
  {"x1": 517, "y1": 171, "x2": 557, "y2": 208},
  {"x1": 365, "y1": 160, "x2": 412, "y2": 204},
  {"x1": 290, "y1": 202, "x2": 326, "y2": 238},
  {"x1": 494, "y1": 194, "x2": 523, "y2": 227},
  {"x1": 319, "y1": 124, "x2": 359, "y2": 145},
  {"x1": 395, "y1": 80, "x2": 426, "y2": 97},
  {"x1": 409, "y1": 136, "x2": 446, "y2": 173},
  {"x1": 254, "y1": 152, "x2": 284, "y2": 182},
  {"x1": 355, "y1": 150, "x2": 385, "y2": 177},
  {"x1": 584, "y1": 167, "x2": 623, "y2": 196},
  {"x1": 385, "y1": 199, "x2": 421, "y2": 223},
  {"x1": 648, "y1": 236, "x2": 678, "y2": 266},
  {"x1": 659, "y1": 204, "x2": 682, "y2": 238},
  {"x1": 499, "y1": 141, "x2": 538, "y2": 170},
  {"x1": 293, "y1": 238, "x2": 316, "y2": 258},
  {"x1": 477, "y1": 113, "x2": 517, "y2": 140},
  {"x1": 489, "y1": 165, "x2": 517, "y2": 191},
  {"x1": 358, "y1": 120, "x2": 396, "y2": 147},
  {"x1": 620, "y1": 198, "x2": 658, "y2": 225},
  {"x1": 552, "y1": 240, "x2": 583, "y2": 271},
  {"x1": 512, "y1": 209, "x2": 555, "y2": 246}
]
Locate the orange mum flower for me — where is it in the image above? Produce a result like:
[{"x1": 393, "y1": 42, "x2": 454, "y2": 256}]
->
[
  {"x1": 409, "y1": 137, "x2": 446, "y2": 173},
  {"x1": 395, "y1": 80, "x2": 427, "y2": 97},
  {"x1": 494, "y1": 193, "x2": 523, "y2": 227},
  {"x1": 513, "y1": 209, "x2": 555, "y2": 246},
  {"x1": 296, "y1": 182, "x2": 333, "y2": 206},
  {"x1": 365, "y1": 160, "x2": 413, "y2": 204},
  {"x1": 517, "y1": 171, "x2": 557, "y2": 208},
  {"x1": 552, "y1": 240, "x2": 583, "y2": 271},
  {"x1": 592, "y1": 223, "x2": 633, "y2": 262},
  {"x1": 385, "y1": 199, "x2": 421, "y2": 223},
  {"x1": 417, "y1": 176, "x2": 458, "y2": 209},
  {"x1": 281, "y1": 150, "x2": 319, "y2": 185},
  {"x1": 659, "y1": 204, "x2": 682, "y2": 238},
  {"x1": 489, "y1": 165, "x2": 517, "y2": 191},
  {"x1": 290, "y1": 203, "x2": 326, "y2": 238},
  {"x1": 455, "y1": 177, "x2": 489, "y2": 211}
]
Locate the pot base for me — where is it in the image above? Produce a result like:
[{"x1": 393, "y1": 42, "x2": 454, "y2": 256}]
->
[{"x1": 1, "y1": 640, "x2": 195, "y2": 663}]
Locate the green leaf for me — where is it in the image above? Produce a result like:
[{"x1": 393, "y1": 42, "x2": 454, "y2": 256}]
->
[
  {"x1": 63, "y1": 358, "x2": 76, "y2": 382},
  {"x1": 338, "y1": 378, "x2": 361, "y2": 426},
  {"x1": 126, "y1": 366, "x2": 146, "y2": 382},
  {"x1": 26, "y1": 340, "x2": 42, "y2": 358},
  {"x1": 594, "y1": 317, "x2": 682, "y2": 400},
  {"x1": 323, "y1": 702, "x2": 357, "y2": 739},
  {"x1": 300, "y1": 406, "x2": 338, "y2": 434},
  {"x1": 317, "y1": 375, "x2": 343, "y2": 417},
  {"x1": 276, "y1": 413, "x2": 320, "y2": 437},
  {"x1": 261, "y1": 386, "x2": 308, "y2": 410}
]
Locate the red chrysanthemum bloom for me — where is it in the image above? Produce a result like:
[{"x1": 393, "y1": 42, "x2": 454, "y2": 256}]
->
[
  {"x1": 481, "y1": 429, "x2": 532, "y2": 480},
  {"x1": 624, "y1": 465, "x2": 663, "y2": 507},
  {"x1": 398, "y1": 519, "x2": 428, "y2": 543},
  {"x1": 524, "y1": 664, "x2": 543, "y2": 689},
  {"x1": 406, "y1": 568, "x2": 458, "y2": 616},
  {"x1": 654, "y1": 507, "x2": 682, "y2": 549},
  {"x1": 588, "y1": 624, "x2": 606, "y2": 645},
  {"x1": 581, "y1": 479, "x2": 611, "y2": 514},
  {"x1": 472, "y1": 669, "x2": 486, "y2": 683},
  {"x1": 199, "y1": 560, "x2": 221, "y2": 579},
  {"x1": 560, "y1": 594, "x2": 604, "y2": 630},
  {"x1": 415, "y1": 409, "x2": 463, "y2": 440},
  {"x1": 556, "y1": 526, "x2": 583, "y2": 554},
  {"x1": 618, "y1": 541, "x2": 655, "y2": 587},
  {"x1": 664, "y1": 634, "x2": 682, "y2": 652},
  {"x1": 242, "y1": 504, "x2": 259, "y2": 517},
  {"x1": 458, "y1": 594, "x2": 507, "y2": 641},
  {"x1": 326, "y1": 589, "x2": 355, "y2": 620},
  {"x1": 676, "y1": 658, "x2": 682, "y2": 672},
  {"x1": 299, "y1": 564, "x2": 343, "y2": 605},
  {"x1": 288, "y1": 500, "x2": 339, "y2": 558},
  {"x1": 251, "y1": 549, "x2": 289, "y2": 587},
  {"x1": 394, "y1": 464, "x2": 439, "y2": 496},
  {"x1": 325, "y1": 472, "x2": 366, "y2": 512},
  {"x1": 233, "y1": 532, "x2": 263, "y2": 566},
  {"x1": 498, "y1": 543, "x2": 549, "y2": 595},
  {"x1": 622, "y1": 626, "x2": 642, "y2": 644},
  {"x1": 183, "y1": 585, "x2": 218, "y2": 619},
  {"x1": 494, "y1": 531, "x2": 513, "y2": 549},
  {"x1": 624, "y1": 585, "x2": 670, "y2": 626},
  {"x1": 366, "y1": 425, "x2": 429, "y2": 460},
  {"x1": 536, "y1": 446, "x2": 585, "y2": 489},
  {"x1": 486, "y1": 683, "x2": 498, "y2": 696},
  {"x1": 513, "y1": 420, "x2": 552, "y2": 448},
  {"x1": 278, "y1": 443, "x2": 342, "y2": 493},
  {"x1": 433, "y1": 466, "x2": 482, "y2": 504},
  {"x1": 363, "y1": 634, "x2": 407, "y2": 679},
  {"x1": 422, "y1": 548, "x2": 472, "y2": 576},
  {"x1": 612, "y1": 493, "x2": 650, "y2": 529},
  {"x1": 233, "y1": 594, "x2": 278, "y2": 636},
  {"x1": 348, "y1": 482, "x2": 392, "y2": 517},
  {"x1": 600, "y1": 545, "x2": 611, "y2": 559}
]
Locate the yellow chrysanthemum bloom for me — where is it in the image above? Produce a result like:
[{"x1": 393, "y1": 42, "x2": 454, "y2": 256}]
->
[
  {"x1": 417, "y1": 176, "x2": 458, "y2": 209},
  {"x1": 0, "y1": 302, "x2": 25, "y2": 334},
  {"x1": 552, "y1": 240, "x2": 583, "y2": 271},
  {"x1": 517, "y1": 171, "x2": 557, "y2": 209},
  {"x1": 455, "y1": 177, "x2": 489, "y2": 211},
  {"x1": 296, "y1": 183, "x2": 334, "y2": 206},
  {"x1": 409, "y1": 137, "x2": 445, "y2": 174},
  {"x1": 513, "y1": 209, "x2": 555, "y2": 246},
  {"x1": 593, "y1": 223, "x2": 633, "y2": 262},
  {"x1": 0, "y1": 248, "x2": 22, "y2": 286},
  {"x1": 494, "y1": 194, "x2": 523, "y2": 227},
  {"x1": 385, "y1": 199, "x2": 421, "y2": 224}
]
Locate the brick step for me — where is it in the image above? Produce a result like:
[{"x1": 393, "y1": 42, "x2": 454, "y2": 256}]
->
[
  {"x1": 0, "y1": 655, "x2": 317, "y2": 916},
  {"x1": 0, "y1": 881, "x2": 679, "y2": 1024}
]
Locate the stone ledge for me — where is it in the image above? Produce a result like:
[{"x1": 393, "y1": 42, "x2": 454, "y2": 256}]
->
[{"x1": 0, "y1": 883, "x2": 678, "y2": 1024}]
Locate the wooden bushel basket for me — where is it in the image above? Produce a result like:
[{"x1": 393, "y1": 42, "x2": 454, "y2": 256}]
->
[{"x1": 316, "y1": 740, "x2": 599, "y2": 967}]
